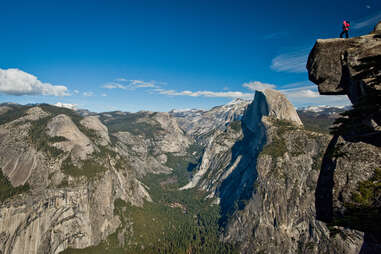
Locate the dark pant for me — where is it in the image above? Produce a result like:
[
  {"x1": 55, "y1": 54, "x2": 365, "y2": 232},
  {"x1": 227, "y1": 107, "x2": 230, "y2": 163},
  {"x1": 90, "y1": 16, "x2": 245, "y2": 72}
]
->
[{"x1": 340, "y1": 30, "x2": 349, "y2": 38}]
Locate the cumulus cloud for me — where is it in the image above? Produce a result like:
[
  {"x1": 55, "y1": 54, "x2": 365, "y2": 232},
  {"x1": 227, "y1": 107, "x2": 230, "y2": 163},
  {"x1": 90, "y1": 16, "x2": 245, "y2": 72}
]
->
[
  {"x1": 353, "y1": 12, "x2": 381, "y2": 29},
  {"x1": 0, "y1": 68, "x2": 69, "y2": 96},
  {"x1": 155, "y1": 88, "x2": 253, "y2": 99},
  {"x1": 271, "y1": 50, "x2": 308, "y2": 73},
  {"x1": 73, "y1": 89, "x2": 80, "y2": 94},
  {"x1": 101, "y1": 93, "x2": 107, "y2": 97},
  {"x1": 242, "y1": 81, "x2": 276, "y2": 91}
]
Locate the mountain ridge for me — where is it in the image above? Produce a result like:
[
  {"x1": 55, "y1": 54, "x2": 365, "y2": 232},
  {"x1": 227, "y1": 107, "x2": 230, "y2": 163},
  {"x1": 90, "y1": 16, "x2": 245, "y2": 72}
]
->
[{"x1": 0, "y1": 85, "x2": 377, "y2": 253}]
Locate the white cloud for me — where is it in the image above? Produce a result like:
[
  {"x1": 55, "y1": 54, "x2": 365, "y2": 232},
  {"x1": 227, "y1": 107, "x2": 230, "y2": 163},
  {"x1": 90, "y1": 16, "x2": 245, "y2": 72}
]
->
[
  {"x1": 83, "y1": 91, "x2": 94, "y2": 96},
  {"x1": 0, "y1": 68, "x2": 69, "y2": 96},
  {"x1": 114, "y1": 78, "x2": 128, "y2": 82},
  {"x1": 279, "y1": 85, "x2": 350, "y2": 106},
  {"x1": 280, "y1": 86, "x2": 319, "y2": 98},
  {"x1": 73, "y1": 89, "x2": 80, "y2": 94},
  {"x1": 130, "y1": 80, "x2": 156, "y2": 88},
  {"x1": 103, "y1": 79, "x2": 158, "y2": 90},
  {"x1": 103, "y1": 82, "x2": 127, "y2": 89},
  {"x1": 279, "y1": 81, "x2": 311, "y2": 89},
  {"x1": 284, "y1": 89, "x2": 320, "y2": 98},
  {"x1": 271, "y1": 50, "x2": 308, "y2": 73},
  {"x1": 290, "y1": 94, "x2": 350, "y2": 107},
  {"x1": 353, "y1": 12, "x2": 381, "y2": 29},
  {"x1": 101, "y1": 93, "x2": 107, "y2": 97},
  {"x1": 154, "y1": 81, "x2": 168, "y2": 86},
  {"x1": 242, "y1": 81, "x2": 276, "y2": 91},
  {"x1": 54, "y1": 102, "x2": 77, "y2": 110},
  {"x1": 155, "y1": 88, "x2": 253, "y2": 99},
  {"x1": 130, "y1": 80, "x2": 144, "y2": 84}
]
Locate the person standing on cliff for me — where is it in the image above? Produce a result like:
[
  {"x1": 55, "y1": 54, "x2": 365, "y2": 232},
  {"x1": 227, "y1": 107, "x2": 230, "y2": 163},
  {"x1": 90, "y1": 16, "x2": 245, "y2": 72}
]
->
[{"x1": 340, "y1": 20, "x2": 350, "y2": 38}]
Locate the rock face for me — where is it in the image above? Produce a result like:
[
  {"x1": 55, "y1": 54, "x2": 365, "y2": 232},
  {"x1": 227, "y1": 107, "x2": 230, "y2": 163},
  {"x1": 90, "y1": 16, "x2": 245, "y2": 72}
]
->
[
  {"x1": 46, "y1": 114, "x2": 95, "y2": 160},
  {"x1": 182, "y1": 89, "x2": 363, "y2": 253},
  {"x1": 179, "y1": 122, "x2": 244, "y2": 191},
  {"x1": 244, "y1": 89, "x2": 303, "y2": 131},
  {"x1": 0, "y1": 107, "x2": 49, "y2": 187},
  {"x1": 0, "y1": 175, "x2": 120, "y2": 254},
  {"x1": 80, "y1": 116, "x2": 110, "y2": 146},
  {"x1": 102, "y1": 111, "x2": 192, "y2": 177},
  {"x1": 308, "y1": 22, "x2": 381, "y2": 253},
  {"x1": 181, "y1": 89, "x2": 302, "y2": 197},
  {"x1": 151, "y1": 112, "x2": 191, "y2": 154},
  {"x1": 224, "y1": 128, "x2": 363, "y2": 254},
  {"x1": 0, "y1": 105, "x2": 173, "y2": 254}
]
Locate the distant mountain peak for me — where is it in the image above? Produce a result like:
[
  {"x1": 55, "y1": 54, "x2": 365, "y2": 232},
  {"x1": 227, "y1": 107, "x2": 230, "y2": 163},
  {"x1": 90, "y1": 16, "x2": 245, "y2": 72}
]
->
[{"x1": 226, "y1": 98, "x2": 250, "y2": 105}]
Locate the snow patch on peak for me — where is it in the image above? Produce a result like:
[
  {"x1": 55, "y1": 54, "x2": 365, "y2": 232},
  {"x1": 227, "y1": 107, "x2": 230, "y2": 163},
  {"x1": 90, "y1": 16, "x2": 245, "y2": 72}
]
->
[
  {"x1": 299, "y1": 105, "x2": 350, "y2": 112},
  {"x1": 226, "y1": 98, "x2": 250, "y2": 106},
  {"x1": 169, "y1": 108, "x2": 205, "y2": 114},
  {"x1": 54, "y1": 102, "x2": 77, "y2": 110}
]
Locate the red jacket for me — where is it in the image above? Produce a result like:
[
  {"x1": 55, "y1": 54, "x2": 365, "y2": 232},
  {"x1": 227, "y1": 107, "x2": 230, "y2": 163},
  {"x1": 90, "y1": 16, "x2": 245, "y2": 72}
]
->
[{"x1": 343, "y1": 21, "x2": 350, "y2": 31}]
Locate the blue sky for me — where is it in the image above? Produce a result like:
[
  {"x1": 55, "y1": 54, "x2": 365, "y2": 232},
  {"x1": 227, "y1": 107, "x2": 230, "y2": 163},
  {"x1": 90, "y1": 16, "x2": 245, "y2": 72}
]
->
[{"x1": 0, "y1": 0, "x2": 380, "y2": 112}]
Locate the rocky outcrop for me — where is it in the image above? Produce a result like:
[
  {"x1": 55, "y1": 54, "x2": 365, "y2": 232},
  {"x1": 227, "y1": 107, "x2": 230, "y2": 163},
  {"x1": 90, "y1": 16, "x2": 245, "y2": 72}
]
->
[
  {"x1": 308, "y1": 22, "x2": 381, "y2": 253},
  {"x1": 46, "y1": 114, "x2": 95, "y2": 160},
  {"x1": 80, "y1": 116, "x2": 110, "y2": 146},
  {"x1": 307, "y1": 21, "x2": 380, "y2": 143},
  {"x1": 307, "y1": 21, "x2": 381, "y2": 104}
]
